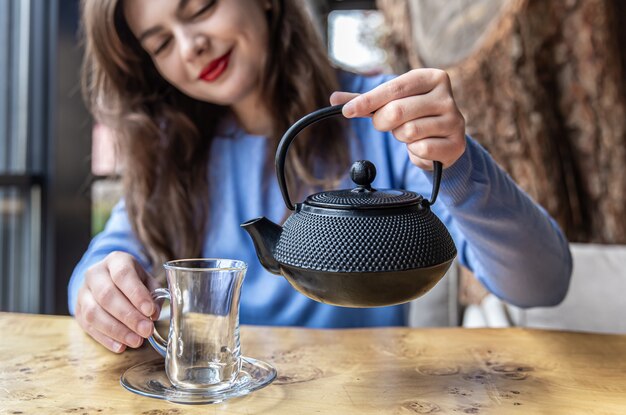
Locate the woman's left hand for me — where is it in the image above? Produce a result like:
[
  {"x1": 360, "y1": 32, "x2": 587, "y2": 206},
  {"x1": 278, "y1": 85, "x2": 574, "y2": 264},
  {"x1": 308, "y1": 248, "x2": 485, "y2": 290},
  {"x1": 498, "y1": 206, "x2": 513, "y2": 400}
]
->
[{"x1": 330, "y1": 69, "x2": 466, "y2": 170}]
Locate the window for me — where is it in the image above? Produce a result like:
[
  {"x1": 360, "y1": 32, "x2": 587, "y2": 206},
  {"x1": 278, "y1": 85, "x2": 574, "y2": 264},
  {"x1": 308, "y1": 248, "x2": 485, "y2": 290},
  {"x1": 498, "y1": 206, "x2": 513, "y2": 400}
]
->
[
  {"x1": 0, "y1": 0, "x2": 92, "y2": 314},
  {"x1": 0, "y1": 0, "x2": 45, "y2": 312},
  {"x1": 328, "y1": 9, "x2": 387, "y2": 73}
]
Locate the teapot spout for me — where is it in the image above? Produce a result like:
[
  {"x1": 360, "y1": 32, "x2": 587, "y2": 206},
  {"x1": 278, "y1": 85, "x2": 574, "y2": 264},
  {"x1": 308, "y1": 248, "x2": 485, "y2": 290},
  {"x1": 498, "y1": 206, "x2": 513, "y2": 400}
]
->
[{"x1": 240, "y1": 217, "x2": 282, "y2": 275}]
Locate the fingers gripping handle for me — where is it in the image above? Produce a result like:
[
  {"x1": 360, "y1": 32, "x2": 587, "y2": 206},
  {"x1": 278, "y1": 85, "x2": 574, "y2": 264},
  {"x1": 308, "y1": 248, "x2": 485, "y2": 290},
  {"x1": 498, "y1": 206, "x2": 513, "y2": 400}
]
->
[
  {"x1": 275, "y1": 104, "x2": 443, "y2": 210},
  {"x1": 147, "y1": 288, "x2": 170, "y2": 358}
]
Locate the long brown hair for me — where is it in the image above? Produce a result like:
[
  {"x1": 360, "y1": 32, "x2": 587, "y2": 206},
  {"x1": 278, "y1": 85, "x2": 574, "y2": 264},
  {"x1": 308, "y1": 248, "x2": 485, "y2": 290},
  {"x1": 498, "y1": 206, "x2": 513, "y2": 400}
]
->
[{"x1": 80, "y1": 0, "x2": 350, "y2": 274}]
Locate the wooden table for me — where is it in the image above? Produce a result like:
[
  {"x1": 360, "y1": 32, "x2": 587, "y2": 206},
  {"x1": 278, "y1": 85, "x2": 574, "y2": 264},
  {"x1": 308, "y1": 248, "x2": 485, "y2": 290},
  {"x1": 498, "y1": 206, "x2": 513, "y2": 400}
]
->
[{"x1": 1, "y1": 312, "x2": 625, "y2": 414}]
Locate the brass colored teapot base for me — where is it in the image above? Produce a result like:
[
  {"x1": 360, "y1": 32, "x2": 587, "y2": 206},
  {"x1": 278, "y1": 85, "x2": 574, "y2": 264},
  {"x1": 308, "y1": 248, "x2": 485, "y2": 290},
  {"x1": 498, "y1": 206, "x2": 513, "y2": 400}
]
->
[{"x1": 279, "y1": 260, "x2": 454, "y2": 308}]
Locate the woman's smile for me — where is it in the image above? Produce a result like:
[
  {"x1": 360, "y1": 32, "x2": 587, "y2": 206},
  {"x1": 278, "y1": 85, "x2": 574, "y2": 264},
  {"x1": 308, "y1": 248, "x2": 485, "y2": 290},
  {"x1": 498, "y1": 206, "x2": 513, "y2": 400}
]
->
[{"x1": 198, "y1": 48, "x2": 232, "y2": 82}]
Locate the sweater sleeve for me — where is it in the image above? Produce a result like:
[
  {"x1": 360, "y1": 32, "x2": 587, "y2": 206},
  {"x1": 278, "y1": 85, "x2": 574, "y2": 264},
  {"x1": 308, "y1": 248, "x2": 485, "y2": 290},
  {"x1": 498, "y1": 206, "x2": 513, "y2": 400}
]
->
[
  {"x1": 67, "y1": 200, "x2": 151, "y2": 315},
  {"x1": 405, "y1": 136, "x2": 572, "y2": 308}
]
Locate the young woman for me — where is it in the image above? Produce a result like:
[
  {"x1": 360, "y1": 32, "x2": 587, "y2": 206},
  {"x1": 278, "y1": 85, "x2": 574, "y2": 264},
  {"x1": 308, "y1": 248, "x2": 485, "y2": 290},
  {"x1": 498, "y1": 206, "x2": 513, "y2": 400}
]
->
[{"x1": 70, "y1": 0, "x2": 572, "y2": 353}]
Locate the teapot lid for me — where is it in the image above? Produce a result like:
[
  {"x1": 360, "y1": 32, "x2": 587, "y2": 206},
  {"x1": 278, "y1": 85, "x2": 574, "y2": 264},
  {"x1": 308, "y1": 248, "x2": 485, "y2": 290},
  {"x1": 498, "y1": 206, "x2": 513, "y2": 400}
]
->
[{"x1": 305, "y1": 160, "x2": 423, "y2": 209}]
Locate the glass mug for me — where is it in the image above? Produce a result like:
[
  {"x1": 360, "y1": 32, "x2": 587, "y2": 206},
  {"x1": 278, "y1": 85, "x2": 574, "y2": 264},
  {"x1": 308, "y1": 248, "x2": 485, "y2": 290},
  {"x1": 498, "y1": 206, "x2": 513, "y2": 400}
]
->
[{"x1": 148, "y1": 259, "x2": 247, "y2": 390}]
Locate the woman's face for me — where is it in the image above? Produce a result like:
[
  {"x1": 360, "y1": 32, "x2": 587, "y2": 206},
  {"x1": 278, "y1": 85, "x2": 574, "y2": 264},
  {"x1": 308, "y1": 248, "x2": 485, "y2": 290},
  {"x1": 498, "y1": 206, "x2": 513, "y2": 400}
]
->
[{"x1": 123, "y1": 0, "x2": 270, "y2": 106}]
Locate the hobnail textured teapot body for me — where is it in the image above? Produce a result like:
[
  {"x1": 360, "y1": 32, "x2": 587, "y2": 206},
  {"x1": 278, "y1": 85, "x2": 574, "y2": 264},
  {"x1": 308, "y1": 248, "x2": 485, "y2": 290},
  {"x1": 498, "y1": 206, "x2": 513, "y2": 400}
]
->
[{"x1": 276, "y1": 203, "x2": 456, "y2": 273}]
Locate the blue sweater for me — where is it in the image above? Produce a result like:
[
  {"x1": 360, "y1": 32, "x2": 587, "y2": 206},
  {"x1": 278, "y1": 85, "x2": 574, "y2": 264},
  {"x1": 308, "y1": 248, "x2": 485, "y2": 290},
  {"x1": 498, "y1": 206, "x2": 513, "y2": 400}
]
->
[{"x1": 68, "y1": 72, "x2": 572, "y2": 327}]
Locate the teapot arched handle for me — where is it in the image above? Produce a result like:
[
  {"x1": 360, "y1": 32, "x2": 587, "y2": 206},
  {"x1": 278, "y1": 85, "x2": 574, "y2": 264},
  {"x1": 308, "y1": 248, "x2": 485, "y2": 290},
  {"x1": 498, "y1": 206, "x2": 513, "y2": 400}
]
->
[{"x1": 275, "y1": 104, "x2": 443, "y2": 210}]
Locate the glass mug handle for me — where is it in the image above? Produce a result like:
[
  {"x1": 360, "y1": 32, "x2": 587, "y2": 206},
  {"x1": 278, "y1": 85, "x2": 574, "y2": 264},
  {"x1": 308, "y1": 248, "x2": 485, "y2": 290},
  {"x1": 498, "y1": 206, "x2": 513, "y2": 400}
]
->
[{"x1": 147, "y1": 288, "x2": 170, "y2": 358}]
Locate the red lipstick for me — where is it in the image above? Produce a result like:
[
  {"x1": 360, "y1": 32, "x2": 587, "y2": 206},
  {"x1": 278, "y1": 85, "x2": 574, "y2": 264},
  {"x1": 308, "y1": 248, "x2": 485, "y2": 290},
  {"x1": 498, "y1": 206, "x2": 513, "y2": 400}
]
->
[{"x1": 199, "y1": 49, "x2": 232, "y2": 82}]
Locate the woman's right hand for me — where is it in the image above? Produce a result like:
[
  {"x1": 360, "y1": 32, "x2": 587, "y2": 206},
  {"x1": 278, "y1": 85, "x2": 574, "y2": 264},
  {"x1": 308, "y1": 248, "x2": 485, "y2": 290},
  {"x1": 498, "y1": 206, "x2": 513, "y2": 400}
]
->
[{"x1": 74, "y1": 251, "x2": 161, "y2": 353}]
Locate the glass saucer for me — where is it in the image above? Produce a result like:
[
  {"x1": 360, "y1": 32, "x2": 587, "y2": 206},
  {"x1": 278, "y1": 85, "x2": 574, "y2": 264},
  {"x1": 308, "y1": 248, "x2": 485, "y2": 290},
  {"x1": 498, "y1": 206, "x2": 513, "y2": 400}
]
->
[{"x1": 120, "y1": 357, "x2": 277, "y2": 404}]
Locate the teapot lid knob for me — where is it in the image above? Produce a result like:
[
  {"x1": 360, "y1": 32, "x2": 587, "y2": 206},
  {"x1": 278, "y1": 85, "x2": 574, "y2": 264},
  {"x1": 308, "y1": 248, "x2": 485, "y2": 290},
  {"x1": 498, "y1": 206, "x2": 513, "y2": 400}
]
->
[{"x1": 350, "y1": 160, "x2": 376, "y2": 189}]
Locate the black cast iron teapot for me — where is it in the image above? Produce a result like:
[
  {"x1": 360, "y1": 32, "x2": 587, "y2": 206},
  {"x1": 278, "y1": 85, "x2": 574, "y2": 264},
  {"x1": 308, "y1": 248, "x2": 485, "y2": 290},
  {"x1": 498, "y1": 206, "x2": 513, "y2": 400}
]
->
[{"x1": 241, "y1": 105, "x2": 456, "y2": 307}]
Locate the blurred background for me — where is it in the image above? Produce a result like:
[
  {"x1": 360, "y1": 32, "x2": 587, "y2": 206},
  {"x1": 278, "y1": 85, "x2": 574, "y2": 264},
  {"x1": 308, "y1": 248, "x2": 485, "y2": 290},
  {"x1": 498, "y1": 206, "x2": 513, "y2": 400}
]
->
[{"x1": 1, "y1": 0, "x2": 624, "y2": 332}]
